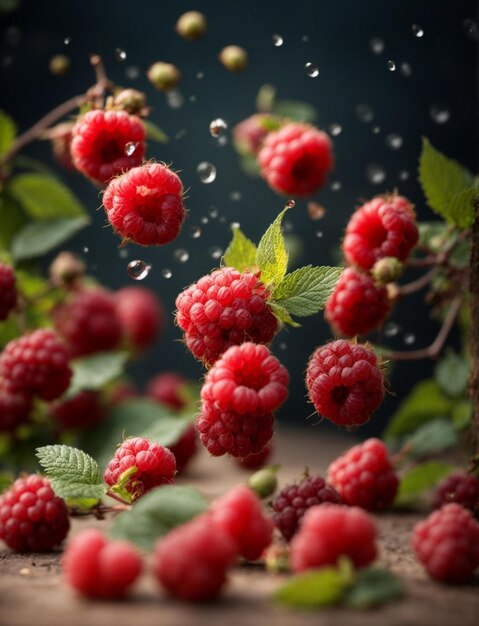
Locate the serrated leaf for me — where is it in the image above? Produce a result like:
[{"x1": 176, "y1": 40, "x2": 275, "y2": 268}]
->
[
  {"x1": 272, "y1": 99, "x2": 317, "y2": 123},
  {"x1": 256, "y1": 208, "x2": 289, "y2": 286},
  {"x1": 407, "y1": 418, "x2": 457, "y2": 459},
  {"x1": 8, "y1": 174, "x2": 87, "y2": 219},
  {"x1": 69, "y1": 351, "x2": 128, "y2": 396},
  {"x1": 272, "y1": 265, "x2": 343, "y2": 317},
  {"x1": 395, "y1": 461, "x2": 455, "y2": 507},
  {"x1": 11, "y1": 216, "x2": 90, "y2": 261},
  {"x1": 435, "y1": 350, "x2": 469, "y2": 398},
  {"x1": 448, "y1": 187, "x2": 477, "y2": 229},
  {"x1": 345, "y1": 568, "x2": 403, "y2": 608},
  {"x1": 269, "y1": 302, "x2": 301, "y2": 327},
  {"x1": 275, "y1": 565, "x2": 352, "y2": 609},
  {"x1": 0, "y1": 109, "x2": 16, "y2": 157},
  {"x1": 109, "y1": 485, "x2": 208, "y2": 549},
  {"x1": 143, "y1": 120, "x2": 169, "y2": 143},
  {"x1": 223, "y1": 225, "x2": 258, "y2": 272}
]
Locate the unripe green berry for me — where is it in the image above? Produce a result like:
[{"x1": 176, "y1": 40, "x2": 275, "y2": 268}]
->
[
  {"x1": 372, "y1": 257, "x2": 404, "y2": 284},
  {"x1": 176, "y1": 11, "x2": 207, "y2": 40},
  {"x1": 264, "y1": 543, "x2": 290, "y2": 573},
  {"x1": 248, "y1": 466, "x2": 278, "y2": 499},
  {"x1": 219, "y1": 45, "x2": 248, "y2": 72},
  {"x1": 49, "y1": 54, "x2": 70, "y2": 76},
  {"x1": 49, "y1": 251, "x2": 85, "y2": 288},
  {"x1": 113, "y1": 89, "x2": 146, "y2": 115},
  {"x1": 147, "y1": 62, "x2": 181, "y2": 92}
]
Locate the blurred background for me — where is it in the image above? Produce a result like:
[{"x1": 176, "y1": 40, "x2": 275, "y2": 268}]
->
[{"x1": 0, "y1": 0, "x2": 477, "y2": 436}]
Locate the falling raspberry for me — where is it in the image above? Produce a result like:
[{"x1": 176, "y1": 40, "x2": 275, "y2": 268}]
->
[
  {"x1": 146, "y1": 372, "x2": 188, "y2": 410},
  {"x1": 432, "y1": 472, "x2": 479, "y2": 513},
  {"x1": 115, "y1": 286, "x2": 165, "y2": 350},
  {"x1": 232, "y1": 113, "x2": 282, "y2": 157},
  {"x1": 50, "y1": 390, "x2": 104, "y2": 431},
  {"x1": 0, "y1": 262, "x2": 17, "y2": 321}
]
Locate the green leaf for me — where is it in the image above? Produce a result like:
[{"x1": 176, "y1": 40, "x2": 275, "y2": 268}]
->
[
  {"x1": 407, "y1": 418, "x2": 458, "y2": 459},
  {"x1": 139, "y1": 414, "x2": 194, "y2": 448},
  {"x1": 0, "y1": 192, "x2": 29, "y2": 250},
  {"x1": 417, "y1": 221, "x2": 449, "y2": 248},
  {"x1": 238, "y1": 154, "x2": 261, "y2": 177},
  {"x1": 269, "y1": 302, "x2": 301, "y2": 327},
  {"x1": 143, "y1": 120, "x2": 169, "y2": 143},
  {"x1": 435, "y1": 350, "x2": 469, "y2": 398},
  {"x1": 69, "y1": 351, "x2": 129, "y2": 396},
  {"x1": 256, "y1": 208, "x2": 290, "y2": 286},
  {"x1": 345, "y1": 568, "x2": 404, "y2": 608},
  {"x1": 275, "y1": 564, "x2": 352, "y2": 609},
  {"x1": 395, "y1": 461, "x2": 455, "y2": 507},
  {"x1": 272, "y1": 99, "x2": 317, "y2": 123},
  {"x1": 223, "y1": 225, "x2": 258, "y2": 272},
  {"x1": 448, "y1": 187, "x2": 477, "y2": 229},
  {"x1": 11, "y1": 216, "x2": 90, "y2": 261},
  {"x1": 272, "y1": 265, "x2": 343, "y2": 317},
  {"x1": 0, "y1": 0, "x2": 20, "y2": 15},
  {"x1": 0, "y1": 471, "x2": 14, "y2": 494},
  {"x1": 0, "y1": 110, "x2": 16, "y2": 157},
  {"x1": 36, "y1": 445, "x2": 105, "y2": 501},
  {"x1": 109, "y1": 485, "x2": 208, "y2": 549},
  {"x1": 452, "y1": 400, "x2": 472, "y2": 431}
]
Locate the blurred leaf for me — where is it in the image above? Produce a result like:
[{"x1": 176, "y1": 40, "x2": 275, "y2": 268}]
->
[
  {"x1": 284, "y1": 234, "x2": 304, "y2": 268},
  {"x1": 256, "y1": 84, "x2": 276, "y2": 112},
  {"x1": 395, "y1": 461, "x2": 455, "y2": 507},
  {"x1": 0, "y1": 471, "x2": 14, "y2": 494},
  {"x1": 11, "y1": 216, "x2": 90, "y2": 261},
  {"x1": 269, "y1": 302, "x2": 301, "y2": 327},
  {"x1": 9, "y1": 173, "x2": 87, "y2": 219},
  {"x1": 407, "y1": 418, "x2": 458, "y2": 459},
  {"x1": 452, "y1": 400, "x2": 472, "y2": 431},
  {"x1": 143, "y1": 120, "x2": 169, "y2": 143},
  {"x1": 0, "y1": 109, "x2": 16, "y2": 156},
  {"x1": 13, "y1": 155, "x2": 61, "y2": 178},
  {"x1": 0, "y1": 192, "x2": 29, "y2": 250},
  {"x1": 417, "y1": 221, "x2": 449, "y2": 248},
  {"x1": 239, "y1": 153, "x2": 261, "y2": 177},
  {"x1": 0, "y1": 316, "x2": 20, "y2": 348},
  {"x1": 139, "y1": 414, "x2": 194, "y2": 448},
  {"x1": 448, "y1": 240, "x2": 471, "y2": 268},
  {"x1": 256, "y1": 207, "x2": 290, "y2": 286},
  {"x1": 69, "y1": 351, "x2": 129, "y2": 396},
  {"x1": 434, "y1": 350, "x2": 469, "y2": 398},
  {"x1": 0, "y1": 0, "x2": 20, "y2": 14},
  {"x1": 272, "y1": 99, "x2": 317, "y2": 123},
  {"x1": 223, "y1": 225, "x2": 257, "y2": 272},
  {"x1": 448, "y1": 187, "x2": 477, "y2": 229},
  {"x1": 345, "y1": 568, "x2": 403, "y2": 608}
]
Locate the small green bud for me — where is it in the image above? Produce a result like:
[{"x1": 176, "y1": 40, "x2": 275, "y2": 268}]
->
[
  {"x1": 176, "y1": 11, "x2": 207, "y2": 40},
  {"x1": 219, "y1": 45, "x2": 248, "y2": 72},
  {"x1": 248, "y1": 465, "x2": 279, "y2": 499},
  {"x1": 49, "y1": 54, "x2": 70, "y2": 76},
  {"x1": 147, "y1": 62, "x2": 181, "y2": 92},
  {"x1": 113, "y1": 88, "x2": 146, "y2": 114},
  {"x1": 264, "y1": 543, "x2": 290, "y2": 573},
  {"x1": 372, "y1": 256, "x2": 404, "y2": 284}
]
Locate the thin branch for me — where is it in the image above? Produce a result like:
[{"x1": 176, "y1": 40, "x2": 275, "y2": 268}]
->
[{"x1": 396, "y1": 267, "x2": 438, "y2": 297}]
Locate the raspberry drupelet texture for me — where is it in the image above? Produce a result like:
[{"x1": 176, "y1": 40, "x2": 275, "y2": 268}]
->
[
  {"x1": 432, "y1": 472, "x2": 479, "y2": 513},
  {"x1": 325, "y1": 268, "x2": 391, "y2": 337},
  {"x1": 0, "y1": 475, "x2": 70, "y2": 551},
  {"x1": 70, "y1": 109, "x2": 145, "y2": 184},
  {"x1": 327, "y1": 438, "x2": 399, "y2": 510},
  {"x1": 175, "y1": 267, "x2": 279, "y2": 366},
  {"x1": 0, "y1": 379, "x2": 32, "y2": 432},
  {"x1": 103, "y1": 162, "x2": 186, "y2": 246},
  {"x1": 53, "y1": 287, "x2": 123, "y2": 358},
  {"x1": 50, "y1": 390, "x2": 104, "y2": 431},
  {"x1": 62, "y1": 528, "x2": 142, "y2": 599},
  {"x1": 0, "y1": 262, "x2": 17, "y2": 321},
  {"x1": 258, "y1": 122, "x2": 333, "y2": 196},
  {"x1": 343, "y1": 194, "x2": 419, "y2": 270},
  {"x1": 103, "y1": 437, "x2": 176, "y2": 500},
  {"x1": 209, "y1": 485, "x2": 274, "y2": 560},
  {"x1": 306, "y1": 340, "x2": 385, "y2": 426},
  {"x1": 412, "y1": 503, "x2": 479, "y2": 584},
  {"x1": 236, "y1": 443, "x2": 273, "y2": 470},
  {"x1": 115, "y1": 286, "x2": 165, "y2": 350},
  {"x1": 272, "y1": 474, "x2": 342, "y2": 541},
  {"x1": 154, "y1": 515, "x2": 238, "y2": 602},
  {"x1": 0, "y1": 329, "x2": 72, "y2": 401},
  {"x1": 146, "y1": 371, "x2": 188, "y2": 410},
  {"x1": 290, "y1": 504, "x2": 377, "y2": 572}
]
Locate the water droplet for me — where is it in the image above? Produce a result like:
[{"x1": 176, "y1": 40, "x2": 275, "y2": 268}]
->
[
  {"x1": 386, "y1": 133, "x2": 403, "y2": 150},
  {"x1": 197, "y1": 161, "x2": 217, "y2": 184},
  {"x1": 209, "y1": 246, "x2": 223, "y2": 260},
  {"x1": 307, "y1": 202, "x2": 326, "y2": 220},
  {"x1": 430, "y1": 105, "x2": 450, "y2": 124},
  {"x1": 328, "y1": 123, "x2": 342, "y2": 136},
  {"x1": 230, "y1": 221, "x2": 241, "y2": 229},
  {"x1": 369, "y1": 37, "x2": 384, "y2": 54},
  {"x1": 166, "y1": 90, "x2": 184, "y2": 109},
  {"x1": 209, "y1": 118, "x2": 228, "y2": 138},
  {"x1": 124, "y1": 141, "x2": 139, "y2": 156},
  {"x1": 190, "y1": 225, "x2": 202, "y2": 239},
  {"x1": 463, "y1": 18, "x2": 479, "y2": 40},
  {"x1": 403, "y1": 333, "x2": 416, "y2": 345},
  {"x1": 5, "y1": 26, "x2": 21, "y2": 46},
  {"x1": 64, "y1": 36, "x2": 72, "y2": 45},
  {"x1": 127, "y1": 260, "x2": 151, "y2": 280},
  {"x1": 315, "y1": 230, "x2": 323, "y2": 238},
  {"x1": 161, "y1": 268, "x2": 172, "y2": 279},
  {"x1": 283, "y1": 220, "x2": 293, "y2": 233},
  {"x1": 175, "y1": 129, "x2": 187, "y2": 140},
  {"x1": 356, "y1": 103, "x2": 374, "y2": 123},
  {"x1": 279, "y1": 342, "x2": 287, "y2": 350},
  {"x1": 208, "y1": 206, "x2": 219, "y2": 219},
  {"x1": 82, "y1": 246, "x2": 89, "y2": 253},
  {"x1": 366, "y1": 164, "x2": 386, "y2": 185},
  {"x1": 305, "y1": 62, "x2": 319, "y2": 77},
  {"x1": 201, "y1": 216, "x2": 209, "y2": 225},
  {"x1": 217, "y1": 135, "x2": 228, "y2": 147},
  {"x1": 119, "y1": 248, "x2": 129, "y2": 259},
  {"x1": 412, "y1": 24, "x2": 424, "y2": 38},
  {"x1": 230, "y1": 191, "x2": 242, "y2": 201},
  {"x1": 125, "y1": 65, "x2": 140, "y2": 80},
  {"x1": 330, "y1": 181, "x2": 342, "y2": 191},
  {"x1": 173, "y1": 249, "x2": 189, "y2": 263},
  {"x1": 115, "y1": 48, "x2": 127, "y2": 61},
  {"x1": 387, "y1": 60, "x2": 396, "y2": 71},
  {"x1": 398, "y1": 170, "x2": 410, "y2": 181},
  {"x1": 301, "y1": 34, "x2": 310, "y2": 43},
  {"x1": 285, "y1": 199, "x2": 296, "y2": 209},
  {"x1": 372, "y1": 126, "x2": 381, "y2": 134},
  {"x1": 384, "y1": 322, "x2": 400, "y2": 337},
  {"x1": 196, "y1": 71, "x2": 204, "y2": 79},
  {"x1": 272, "y1": 34, "x2": 283, "y2": 47},
  {"x1": 400, "y1": 62, "x2": 413, "y2": 77},
  {"x1": 189, "y1": 95, "x2": 197, "y2": 103},
  {"x1": 219, "y1": 216, "x2": 226, "y2": 224}
]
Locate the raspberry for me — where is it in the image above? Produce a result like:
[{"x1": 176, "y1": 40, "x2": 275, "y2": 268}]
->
[
  {"x1": 412, "y1": 503, "x2": 479, "y2": 584},
  {"x1": 291, "y1": 504, "x2": 377, "y2": 572},
  {"x1": 432, "y1": 472, "x2": 479, "y2": 513},
  {"x1": 209, "y1": 485, "x2": 274, "y2": 560},
  {"x1": 146, "y1": 372, "x2": 188, "y2": 410},
  {"x1": 175, "y1": 268, "x2": 279, "y2": 365},
  {"x1": 0, "y1": 475, "x2": 70, "y2": 551},
  {"x1": 0, "y1": 262, "x2": 17, "y2": 321},
  {"x1": 53, "y1": 287, "x2": 123, "y2": 357},
  {"x1": 272, "y1": 474, "x2": 342, "y2": 541},
  {"x1": 62, "y1": 528, "x2": 142, "y2": 599},
  {"x1": 0, "y1": 329, "x2": 72, "y2": 401},
  {"x1": 232, "y1": 113, "x2": 282, "y2": 157},
  {"x1": 306, "y1": 340, "x2": 385, "y2": 426},
  {"x1": 50, "y1": 390, "x2": 104, "y2": 431},
  {"x1": 325, "y1": 268, "x2": 391, "y2": 337},
  {"x1": 154, "y1": 515, "x2": 237, "y2": 601},
  {"x1": 343, "y1": 194, "x2": 419, "y2": 270},
  {"x1": 103, "y1": 436, "x2": 176, "y2": 501},
  {"x1": 70, "y1": 109, "x2": 145, "y2": 184},
  {"x1": 115, "y1": 286, "x2": 165, "y2": 350},
  {"x1": 103, "y1": 163, "x2": 186, "y2": 246},
  {"x1": 327, "y1": 438, "x2": 399, "y2": 510},
  {"x1": 236, "y1": 443, "x2": 273, "y2": 470},
  {"x1": 0, "y1": 379, "x2": 32, "y2": 432},
  {"x1": 258, "y1": 122, "x2": 333, "y2": 196}
]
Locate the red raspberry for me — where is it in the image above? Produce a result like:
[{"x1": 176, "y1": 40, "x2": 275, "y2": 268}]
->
[
  {"x1": 146, "y1": 371, "x2": 188, "y2": 410},
  {"x1": 53, "y1": 287, "x2": 123, "y2": 357},
  {"x1": 50, "y1": 390, "x2": 104, "y2": 431},
  {"x1": 325, "y1": 268, "x2": 391, "y2": 337},
  {"x1": 432, "y1": 472, "x2": 479, "y2": 513},
  {"x1": 103, "y1": 162, "x2": 186, "y2": 246},
  {"x1": 291, "y1": 504, "x2": 377, "y2": 572},
  {"x1": 258, "y1": 122, "x2": 333, "y2": 196},
  {"x1": 0, "y1": 379, "x2": 32, "y2": 432},
  {"x1": 176, "y1": 268, "x2": 279, "y2": 365},
  {"x1": 209, "y1": 485, "x2": 274, "y2": 560},
  {"x1": 343, "y1": 194, "x2": 419, "y2": 270},
  {"x1": 70, "y1": 109, "x2": 145, "y2": 184},
  {"x1": 115, "y1": 286, "x2": 165, "y2": 350},
  {"x1": 232, "y1": 113, "x2": 282, "y2": 156},
  {"x1": 0, "y1": 262, "x2": 17, "y2": 321},
  {"x1": 0, "y1": 475, "x2": 70, "y2": 551},
  {"x1": 306, "y1": 339, "x2": 385, "y2": 426},
  {"x1": 154, "y1": 515, "x2": 238, "y2": 602},
  {"x1": 62, "y1": 528, "x2": 142, "y2": 599},
  {"x1": 271, "y1": 474, "x2": 342, "y2": 541},
  {"x1": 103, "y1": 436, "x2": 176, "y2": 501},
  {"x1": 0, "y1": 329, "x2": 72, "y2": 401},
  {"x1": 327, "y1": 438, "x2": 399, "y2": 510},
  {"x1": 236, "y1": 443, "x2": 272, "y2": 470},
  {"x1": 168, "y1": 424, "x2": 197, "y2": 472},
  {"x1": 412, "y1": 503, "x2": 479, "y2": 584}
]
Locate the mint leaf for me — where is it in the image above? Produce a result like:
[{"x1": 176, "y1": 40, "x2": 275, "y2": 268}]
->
[
  {"x1": 109, "y1": 485, "x2": 208, "y2": 549},
  {"x1": 11, "y1": 216, "x2": 90, "y2": 261},
  {"x1": 223, "y1": 225, "x2": 257, "y2": 272},
  {"x1": 345, "y1": 568, "x2": 403, "y2": 608},
  {"x1": 143, "y1": 120, "x2": 169, "y2": 143},
  {"x1": 0, "y1": 109, "x2": 16, "y2": 157},
  {"x1": 407, "y1": 418, "x2": 457, "y2": 459},
  {"x1": 272, "y1": 265, "x2": 343, "y2": 317},
  {"x1": 395, "y1": 461, "x2": 455, "y2": 507},
  {"x1": 256, "y1": 208, "x2": 290, "y2": 286},
  {"x1": 69, "y1": 351, "x2": 128, "y2": 396},
  {"x1": 448, "y1": 187, "x2": 477, "y2": 229},
  {"x1": 269, "y1": 302, "x2": 301, "y2": 327},
  {"x1": 9, "y1": 173, "x2": 87, "y2": 219},
  {"x1": 435, "y1": 350, "x2": 469, "y2": 398}
]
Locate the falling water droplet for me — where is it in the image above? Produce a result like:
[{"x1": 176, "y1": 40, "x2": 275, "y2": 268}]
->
[
  {"x1": 190, "y1": 225, "x2": 202, "y2": 239},
  {"x1": 398, "y1": 170, "x2": 410, "y2": 181},
  {"x1": 124, "y1": 141, "x2": 139, "y2": 156},
  {"x1": 166, "y1": 90, "x2": 184, "y2": 109},
  {"x1": 387, "y1": 60, "x2": 396, "y2": 71},
  {"x1": 283, "y1": 220, "x2": 293, "y2": 233},
  {"x1": 197, "y1": 162, "x2": 217, "y2": 183},
  {"x1": 285, "y1": 199, "x2": 296, "y2": 209},
  {"x1": 279, "y1": 342, "x2": 287, "y2": 350},
  {"x1": 366, "y1": 164, "x2": 386, "y2": 185},
  {"x1": 301, "y1": 34, "x2": 310, "y2": 43},
  {"x1": 386, "y1": 134, "x2": 403, "y2": 150},
  {"x1": 400, "y1": 62, "x2": 413, "y2": 77},
  {"x1": 369, "y1": 37, "x2": 385, "y2": 54},
  {"x1": 356, "y1": 103, "x2": 374, "y2": 122},
  {"x1": 209, "y1": 246, "x2": 223, "y2": 259},
  {"x1": 430, "y1": 105, "x2": 450, "y2": 124},
  {"x1": 119, "y1": 248, "x2": 129, "y2": 259},
  {"x1": 208, "y1": 206, "x2": 219, "y2": 218},
  {"x1": 173, "y1": 249, "x2": 189, "y2": 263},
  {"x1": 230, "y1": 191, "x2": 242, "y2": 201},
  {"x1": 189, "y1": 95, "x2": 197, "y2": 103},
  {"x1": 385, "y1": 322, "x2": 400, "y2": 337},
  {"x1": 403, "y1": 332, "x2": 416, "y2": 345},
  {"x1": 161, "y1": 268, "x2": 172, "y2": 279},
  {"x1": 328, "y1": 123, "x2": 342, "y2": 136},
  {"x1": 463, "y1": 18, "x2": 479, "y2": 40},
  {"x1": 330, "y1": 181, "x2": 342, "y2": 191},
  {"x1": 127, "y1": 260, "x2": 151, "y2": 280},
  {"x1": 64, "y1": 36, "x2": 72, "y2": 45},
  {"x1": 209, "y1": 118, "x2": 228, "y2": 138},
  {"x1": 315, "y1": 230, "x2": 323, "y2": 238},
  {"x1": 231, "y1": 221, "x2": 241, "y2": 229},
  {"x1": 115, "y1": 48, "x2": 127, "y2": 61},
  {"x1": 82, "y1": 246, "x2": 89, "y2": 253},
  {"x1": 196, "y1": 71, "x2": 204, "y2": 79},
  {"x1": 125, "y1": 65, "x2": 140, "y2": 80},
  {"x1": 305, "y1": 62, "x2": 319, "y2": 77},
  {"x1": 272, "y1": 34, "x2": 284, "y2": 47},
  {"x1": 412, "y1": 24, "x2": 424, "y2": 38},
  {"x1": 217, "y1": 135, "x2": 228, "y2": 147},
  {"x1": 372, "y1": 126, "x2": 381, "y2": 134},
  {"x1": 201, "y1": 216, "x2": 209, "y2": 225}
]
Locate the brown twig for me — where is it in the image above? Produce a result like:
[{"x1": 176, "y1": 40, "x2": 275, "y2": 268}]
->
[{"x1": 396, "y1": 267, "x2": 438, "y2": 297}]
